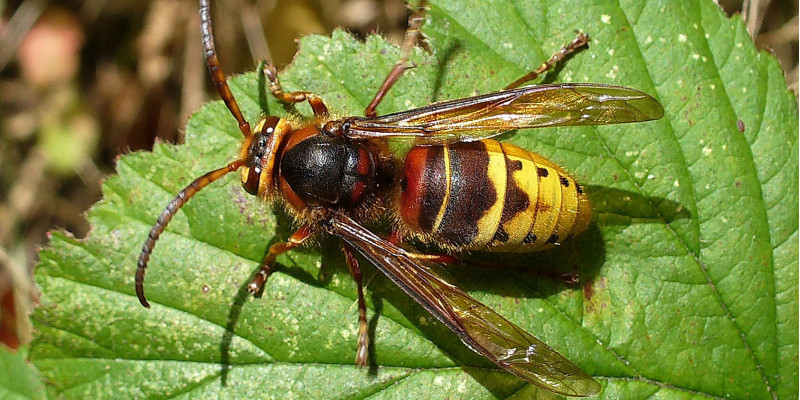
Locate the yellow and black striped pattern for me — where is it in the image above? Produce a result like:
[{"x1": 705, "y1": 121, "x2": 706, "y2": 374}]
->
[{"x1": 400, "y1": 139, "x2": 590, "y2": 251}]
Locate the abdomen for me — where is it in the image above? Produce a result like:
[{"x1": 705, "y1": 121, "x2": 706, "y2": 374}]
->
[{"x1": 399, "y1": 140, "x2": 590, "y2": 252}]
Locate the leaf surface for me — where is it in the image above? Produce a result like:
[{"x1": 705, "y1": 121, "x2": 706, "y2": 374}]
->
[{"x1": 30, "y1": 1, "x2": 798, "y2": 399}]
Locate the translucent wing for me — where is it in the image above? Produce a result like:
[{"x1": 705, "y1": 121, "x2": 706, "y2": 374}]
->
[
  {"x1": 343, "y1": 83, "x2": 663, "y2": 145},
  {"x1": 331, "y1": 214, "x2": 601, "y2": 397}
]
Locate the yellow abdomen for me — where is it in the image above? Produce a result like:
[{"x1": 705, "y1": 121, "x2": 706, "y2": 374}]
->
[{"x1": 399, "y1": 139, "x2": 591, "y2": 251}]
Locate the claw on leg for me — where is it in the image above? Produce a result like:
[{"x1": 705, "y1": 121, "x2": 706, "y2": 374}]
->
[{"x1": 248, "y1": 226, "x2": 314, "y2": 294}]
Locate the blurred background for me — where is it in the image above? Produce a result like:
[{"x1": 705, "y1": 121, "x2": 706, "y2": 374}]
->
[{"x1": 0, "y1": 0, "x2": 797, "y2": 349}]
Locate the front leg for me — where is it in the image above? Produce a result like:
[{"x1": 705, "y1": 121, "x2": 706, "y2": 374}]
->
[
  {"x1": 248, "y1": 225, "x2": 315, "y2": 294},
  {"x1": 262, "y1": 63, "x2": 330, "y2": 119}
]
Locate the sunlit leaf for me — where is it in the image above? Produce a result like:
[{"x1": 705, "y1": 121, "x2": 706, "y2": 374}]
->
[{"x1": 31, "y1": 1, "x2": 797, "y2": 398}]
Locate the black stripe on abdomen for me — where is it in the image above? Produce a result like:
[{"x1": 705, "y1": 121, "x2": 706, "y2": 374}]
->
[{"x1": 435, "y1": 141, "x2": 495, "y2": 248}]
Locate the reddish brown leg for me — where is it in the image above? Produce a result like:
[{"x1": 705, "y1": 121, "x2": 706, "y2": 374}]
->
[
  {"x1": 504, "y1": 32, "x2": 590, "y2": 90},
  {"x1": 262, "y1": 64, "x2": 330, "y2": 118},
  {"x1": 248, "y1": 226, "x2": 315, "y2": 294},
  {"x1": 387, "y1": 231, "x2": 403, "y2": 246},
  {"x1": 407, "y1": 252, "x2": 459, "y2": 264},
  {"x1": 414, "y1": 252, "x2": 579, "y2": 284},
  {"x1": 341, "y1": 242, "x2": 369, "y2": 366},
  {"x1": 461, "y1": 258, "x2": 580, "y2": 284},
  {"x1": 390, "y1": 230, "x2": 578, "y2": 283},
  {"x1": 364, "y1": 3, "x2": 426, "y2": 118},
  {"x1": 199, "y1": 0, "x2": 252, "y2": 138}
]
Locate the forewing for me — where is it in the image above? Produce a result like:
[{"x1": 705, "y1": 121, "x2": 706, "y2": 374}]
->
[
  {"x1": 331, "y1": 215, "x2": 601, "y2": 397},
  {"x1": 345, "y1": 83, "x2": 664, "y2": 145}
]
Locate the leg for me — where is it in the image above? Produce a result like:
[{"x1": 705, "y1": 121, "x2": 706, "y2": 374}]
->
[
  {"x1": 341, "y1": 242, "x2": 369, "y2": 366},
  {"x1": 387, "y1": 229, "x2": 404, "y2": 246},
  {"x1": 504, "y1": 32, "x2": 590, "y2": 90},
  {"x1": 364, "y1": 3, "x2": 426, "y2": 118},
  {"x1": 391, "y1": 229, "x2": 579, "y2": 283},
  {"x1": 262, "y1": 63, "x2": 330, "y2": 118},
  {"x1": 460, "y1": 258, "x2": 580, "y2": 284},
  {"x1": 408, "y1": 252, "x2": 459, "y2": 264},
  {"x1": 248, "y1": 225, "x2": 315, "y2": 294},
  {"x1": 389, "y1": 229, "x2": 459, "y2": 263},
  {"x1": 413, "y1": 252, "x2": 580, "y2": 284}
]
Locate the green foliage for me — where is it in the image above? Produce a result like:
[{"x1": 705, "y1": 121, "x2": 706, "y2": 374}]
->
[
  {"x1": 30, "y1": 0, "x2": 797, "y2": 398},
  {"x1": 0, "y1": 347, "x2": 46, "y2": 400}
]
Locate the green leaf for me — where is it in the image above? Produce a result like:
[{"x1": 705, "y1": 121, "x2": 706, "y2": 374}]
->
[
  {"x1": 31, "y1": 1, "x2": 797, "y2": 399},
  {"x1": 0, "y1": 347, "x2": 47, "y2": 400}
]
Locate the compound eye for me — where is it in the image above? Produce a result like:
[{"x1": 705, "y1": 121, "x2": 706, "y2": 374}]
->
[{"x1": 242, "y1": 166, "x2": 261, "y2": 195}]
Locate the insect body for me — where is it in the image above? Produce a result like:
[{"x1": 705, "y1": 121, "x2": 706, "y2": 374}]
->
[
  {"x1": 135, "y1": 0, "x2": 664, "y2": 397},
  {"x1": 400, "y1": 138, "x2": 591, "y2": 252}
]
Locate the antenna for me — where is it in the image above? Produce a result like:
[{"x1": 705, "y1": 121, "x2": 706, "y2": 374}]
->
[
  {"x1": 136, "y1": 159, "x2": 244, "y2": 307},
  {"x1": 199, "y1": 0, "x2": 252, "y2": 138}
]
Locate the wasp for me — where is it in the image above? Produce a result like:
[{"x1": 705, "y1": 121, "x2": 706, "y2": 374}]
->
[{"x1": 135, "y1": 0, "x2": 663, "y2": 396}]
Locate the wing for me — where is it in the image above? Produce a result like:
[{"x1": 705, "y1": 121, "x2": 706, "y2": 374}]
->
[
  {"x1": 343, "y1": 83, "x2": 663, "y2": 145},
  {"x1": 331, "y1": 214, "x2": 601, "y2": 397}
]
